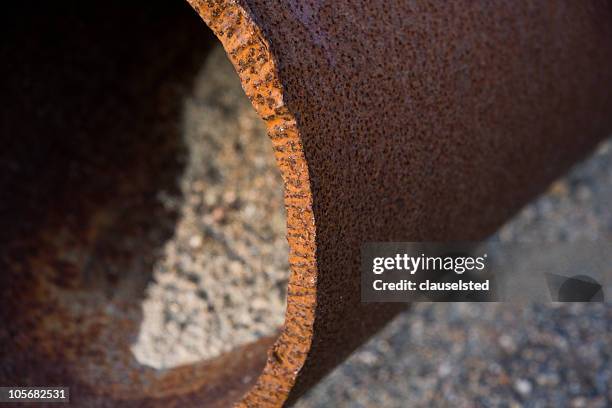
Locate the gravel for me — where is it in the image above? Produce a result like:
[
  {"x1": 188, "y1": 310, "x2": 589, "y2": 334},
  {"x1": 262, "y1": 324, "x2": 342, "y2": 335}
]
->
[{"x1": 131, "y1": 46, "x2": 288, "y2": 369}]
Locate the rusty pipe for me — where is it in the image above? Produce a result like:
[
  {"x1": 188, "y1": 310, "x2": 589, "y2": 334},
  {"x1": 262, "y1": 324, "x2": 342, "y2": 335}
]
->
[
  {"x1": 186, "y1": 1, "x2": 612, "y2": 406},
  {"x1": 2, "y1": 0, "x2": 612, "y2": 407}
]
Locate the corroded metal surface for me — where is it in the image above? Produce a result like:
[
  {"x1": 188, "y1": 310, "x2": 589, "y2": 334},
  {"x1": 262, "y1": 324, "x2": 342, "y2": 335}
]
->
[
  {"x1": 2, "y1": 0, "x2": 612, "y2": 407},
  {"x1": 187, "y1": 0, "x2": 612, "y2": 406}
]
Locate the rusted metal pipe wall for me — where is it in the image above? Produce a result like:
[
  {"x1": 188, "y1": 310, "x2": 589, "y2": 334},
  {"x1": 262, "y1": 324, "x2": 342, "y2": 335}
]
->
[
  {"x1": 2, "y1": 0, "x2": 612, "y2": 407},
  {"x1": 187, "y1": 0, "x2": 612, "y2": 406}
]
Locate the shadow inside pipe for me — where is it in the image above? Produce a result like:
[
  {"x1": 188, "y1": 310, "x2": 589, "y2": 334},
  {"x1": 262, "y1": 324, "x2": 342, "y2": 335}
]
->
[{"x1": 0, "y1": 2, "x2": 277, "y2": 406}]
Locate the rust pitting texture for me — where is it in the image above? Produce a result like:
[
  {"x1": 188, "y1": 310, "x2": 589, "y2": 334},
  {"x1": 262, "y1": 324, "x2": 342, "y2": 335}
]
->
[
  {"x1": 2, "y1": 0, "x2": 612, "y2": 407},
  {"x1": 189, "y1": 0, "x2": 612, "y2": 406}
]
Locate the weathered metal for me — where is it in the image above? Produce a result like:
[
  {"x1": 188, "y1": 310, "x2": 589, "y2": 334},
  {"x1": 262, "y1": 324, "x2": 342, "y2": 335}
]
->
[
  {"x1": 187, "y1": 1, "x2": 612, "y2": 406},
  {"x1": 2, "y1": 0, "x2": 612, "y2": 407}
]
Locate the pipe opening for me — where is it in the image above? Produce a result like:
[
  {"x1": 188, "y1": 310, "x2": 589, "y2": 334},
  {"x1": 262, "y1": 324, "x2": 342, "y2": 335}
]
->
[{"x1": 1, "y1": 0, "x2": 288, "y2": 404}]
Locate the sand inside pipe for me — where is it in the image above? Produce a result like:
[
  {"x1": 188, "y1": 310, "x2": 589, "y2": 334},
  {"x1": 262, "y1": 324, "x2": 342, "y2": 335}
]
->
[{"x1": 131, "y1": 46, "x2": 289, "y2": 369}]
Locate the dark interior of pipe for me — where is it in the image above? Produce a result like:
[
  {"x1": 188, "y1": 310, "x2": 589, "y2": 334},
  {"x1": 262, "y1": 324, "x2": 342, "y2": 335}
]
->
[{"x1": 0, "y1": 1, "x2": 283, "y2": 404}]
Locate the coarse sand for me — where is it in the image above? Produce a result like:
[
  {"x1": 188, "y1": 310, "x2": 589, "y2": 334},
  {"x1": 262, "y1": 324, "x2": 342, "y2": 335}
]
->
[{"x1": 131, "y1": 47, "x2": 289, "y2": 369}]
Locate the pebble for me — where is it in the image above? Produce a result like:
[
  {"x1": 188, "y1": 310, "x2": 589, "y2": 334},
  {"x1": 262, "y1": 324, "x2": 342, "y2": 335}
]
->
[{"x1": 514, "y1": 379, "x2": 532, "y2": 396}]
